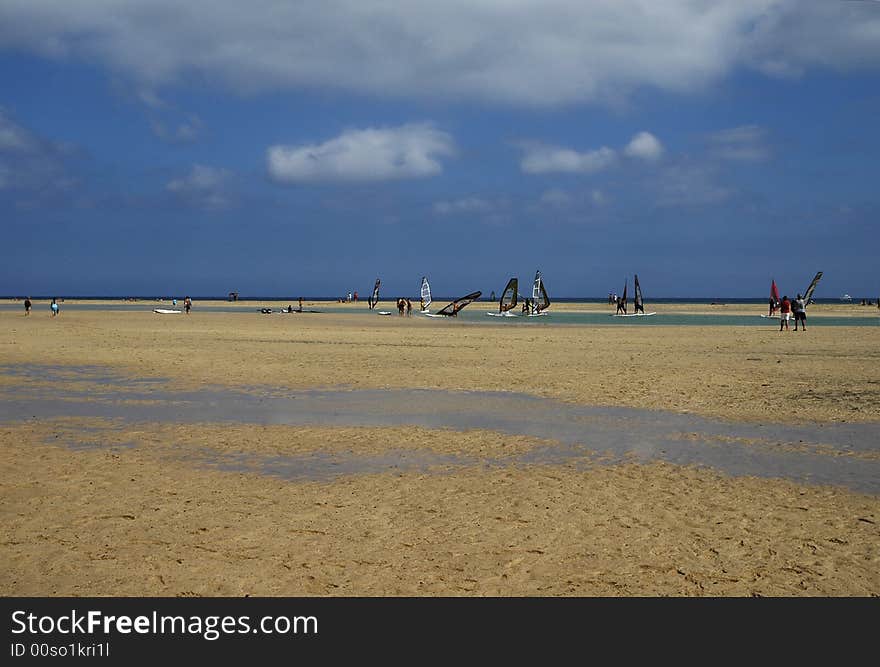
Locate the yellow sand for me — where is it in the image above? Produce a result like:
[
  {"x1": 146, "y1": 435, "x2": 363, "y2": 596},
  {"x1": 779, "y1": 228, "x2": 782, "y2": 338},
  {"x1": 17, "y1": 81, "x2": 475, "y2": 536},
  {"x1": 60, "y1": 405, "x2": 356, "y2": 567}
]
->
[{"x1": 1, "y1": 304, "x2": 878, "y2": 596}]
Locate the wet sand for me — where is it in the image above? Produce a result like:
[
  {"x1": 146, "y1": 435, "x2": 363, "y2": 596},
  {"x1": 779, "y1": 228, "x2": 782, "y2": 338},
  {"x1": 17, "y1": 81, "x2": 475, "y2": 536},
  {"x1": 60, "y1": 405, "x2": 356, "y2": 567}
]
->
[{"x1": 1, "y1": 305, "x2": 878, "y2": 596}]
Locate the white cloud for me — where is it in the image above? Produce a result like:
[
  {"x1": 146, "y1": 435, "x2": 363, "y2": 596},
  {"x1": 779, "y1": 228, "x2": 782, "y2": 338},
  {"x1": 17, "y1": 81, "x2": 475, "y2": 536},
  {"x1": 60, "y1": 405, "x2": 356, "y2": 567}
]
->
[
  {"x1": 707, "y1": 125, "x2": 769, "y2": 161},
  {"x1": 624, "y1": 131, "x2": 663, "y2": 161},
  {"x1": 539, "y1": 188, "x2": 572, "y2": 207},
  {"x1": 268, "y1": 123, "x2": 455, "y2": 183},
  {"x1": 653, "y1": 164, "x2": 732, "y2": 207},
  {"x1": 519, "y1": 142, "x2": 616, "y2": 174},
  {"x1": 1, "y1": 2, "x2": 878, "y2": 106},
  {"x1": 151, "y1": 115, "x2": 203, "y2": 144},
  {"x1": 433, "y1": 196, "x2": 494, "y2": 215},
  {"x1": 0, "y1": 108, "x2": 75, "y2": 195},
  {"x1": 518, "y1": 131, "x2": 662, "y2": 174},
  {"x1": 0, "y1": 113, "x2": 34, "y2": 152},
  {"x1": 167, "y1": 164, "x2": 231, "y2": 209}
]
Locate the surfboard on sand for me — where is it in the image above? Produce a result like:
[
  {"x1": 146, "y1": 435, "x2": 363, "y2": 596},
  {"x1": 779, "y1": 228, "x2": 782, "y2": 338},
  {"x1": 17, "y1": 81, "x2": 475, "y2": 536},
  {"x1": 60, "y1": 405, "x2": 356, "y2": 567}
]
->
[
  {"x1": 154, "y1": 308, "x2": 181, "y2": 314},
  {"x1": 611, "y1": 312, "x2": 656, "y2": 317}
]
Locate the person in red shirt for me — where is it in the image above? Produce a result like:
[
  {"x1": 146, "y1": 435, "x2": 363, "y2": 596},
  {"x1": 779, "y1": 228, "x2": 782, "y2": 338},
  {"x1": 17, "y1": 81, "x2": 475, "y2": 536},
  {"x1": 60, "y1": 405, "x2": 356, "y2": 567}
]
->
[{"x1": 779, "y1": 295, "x2": 792, "y2": 332}]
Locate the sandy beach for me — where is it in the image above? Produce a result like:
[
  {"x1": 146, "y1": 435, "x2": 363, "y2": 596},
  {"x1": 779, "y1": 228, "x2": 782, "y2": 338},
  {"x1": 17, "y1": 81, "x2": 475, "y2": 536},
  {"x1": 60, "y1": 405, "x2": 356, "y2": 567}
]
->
[{"x1": 1, "y1": 302, "x2": 878, "y2": 596}]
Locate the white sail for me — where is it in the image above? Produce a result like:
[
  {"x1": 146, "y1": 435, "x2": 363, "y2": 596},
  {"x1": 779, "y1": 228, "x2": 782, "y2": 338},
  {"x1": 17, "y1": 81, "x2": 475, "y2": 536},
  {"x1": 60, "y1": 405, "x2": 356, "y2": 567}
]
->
[
  {"x1": 531, "y1": 270, "x2": 550, "y2": 314},
  {"x1": 420, "y1": 276, "x2": 432, "y2": 312}
]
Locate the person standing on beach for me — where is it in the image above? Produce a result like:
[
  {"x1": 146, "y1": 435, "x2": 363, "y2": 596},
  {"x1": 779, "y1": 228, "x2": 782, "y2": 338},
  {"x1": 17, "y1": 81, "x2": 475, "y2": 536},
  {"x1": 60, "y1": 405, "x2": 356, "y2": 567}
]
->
[
  {"x1": 50, "y1": 298, "x2": 59, "y2": 317},
  {"x1": 769, "y1": 296, "x2": 777, "y2": 317},
  {"x1": 184, "y1": 296, "x2": 192, "y2": 314},
  {"x1": 793, "y1": 294, "x2": 806, "y2": 331},
  {"x1": 406, "y1": 298, "x2": 412, "y2": 316},
  {"x1": 779, "y1": 295, "x2": 791, "y2": 331},
  {"x1": 24, "y1": 297, "x2": 31, "y2": 316}
]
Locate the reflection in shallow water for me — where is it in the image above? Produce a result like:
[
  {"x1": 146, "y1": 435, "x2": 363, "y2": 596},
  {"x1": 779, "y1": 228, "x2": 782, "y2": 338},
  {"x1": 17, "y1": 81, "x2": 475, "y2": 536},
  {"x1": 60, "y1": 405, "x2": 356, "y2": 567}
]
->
[{"x1": 3, "y1": 364, "x2": 879, "y2": 493}]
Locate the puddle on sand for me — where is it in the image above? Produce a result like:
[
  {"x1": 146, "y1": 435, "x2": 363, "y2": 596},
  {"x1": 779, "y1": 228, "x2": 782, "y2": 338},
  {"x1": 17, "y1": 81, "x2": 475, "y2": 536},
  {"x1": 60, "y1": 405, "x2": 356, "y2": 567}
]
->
[{"x1": 2, "y1": 364, "x2": 879, "y2": 493}]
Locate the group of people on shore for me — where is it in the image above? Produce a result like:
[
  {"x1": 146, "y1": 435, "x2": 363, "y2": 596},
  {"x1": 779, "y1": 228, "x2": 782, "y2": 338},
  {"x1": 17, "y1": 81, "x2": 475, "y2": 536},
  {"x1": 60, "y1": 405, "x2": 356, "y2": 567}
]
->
[
  {"x1": 21, "y1": 296, "x2": 193, "y2": 316},
  {"x1": 770, "y1": 294, "x2": 807, "y2": 331},
  {"x1": 22, "y1": 297, "x2": 60, "y2": 317},
  {"x1": 396, "y1": 298, "x2": 412, "y2": 316}
]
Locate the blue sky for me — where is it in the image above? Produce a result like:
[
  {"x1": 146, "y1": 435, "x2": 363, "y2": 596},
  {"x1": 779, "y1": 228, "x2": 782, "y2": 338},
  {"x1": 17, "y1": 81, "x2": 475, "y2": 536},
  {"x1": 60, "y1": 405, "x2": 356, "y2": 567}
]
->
[{"x1": 1, "y1": 1, "x2": 879, "y2": 299}]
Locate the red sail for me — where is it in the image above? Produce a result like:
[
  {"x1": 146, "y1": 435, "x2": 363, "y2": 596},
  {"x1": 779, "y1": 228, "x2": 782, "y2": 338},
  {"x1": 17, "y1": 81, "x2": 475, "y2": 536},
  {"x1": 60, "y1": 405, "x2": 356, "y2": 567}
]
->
[{"x1": 770, "y1": 280, "x2": 780, "y2": 304}]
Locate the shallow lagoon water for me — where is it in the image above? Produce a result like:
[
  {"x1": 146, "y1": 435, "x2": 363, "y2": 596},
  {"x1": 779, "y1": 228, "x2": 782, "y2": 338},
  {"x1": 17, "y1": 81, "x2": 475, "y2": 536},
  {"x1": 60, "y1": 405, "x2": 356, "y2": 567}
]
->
[
  {"x1": 2, "y1": 301, "x2": 878, "y2": 326},
  {"x1": 2, "y1": 364, "x2": 879, "y2": 493}
]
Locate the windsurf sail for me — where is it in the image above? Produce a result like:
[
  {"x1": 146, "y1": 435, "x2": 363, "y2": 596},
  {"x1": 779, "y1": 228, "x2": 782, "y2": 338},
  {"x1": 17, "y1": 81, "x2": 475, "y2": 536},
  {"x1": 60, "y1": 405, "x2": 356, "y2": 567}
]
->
[
  {"x1": 499, "y1": 278, "x2": 518, "y2": 313},
  {"x1": 621, "y1": 279, "x2": 628, "y2": 308},
  {"x1": 634, "y1": 274, "x2": 644, "y2": 311},
  {"x1": 370, "y1": 278, "x2": 381, "y2": 309},
  {"x1": 532, "y1": 270, "x2": 550, "y2": 313},
  {"x1": 420, "y1": 276, "x2": 432, "y2": 312},
  {"x1": 770, "y1": 279, "x2": 780, "y2": 305},
  {"x1": 435, "y1": 291, "x2": 482, "y2": 317},
  {"x1": 803, "y1": 271, "x2": 823, "y2": 307}
]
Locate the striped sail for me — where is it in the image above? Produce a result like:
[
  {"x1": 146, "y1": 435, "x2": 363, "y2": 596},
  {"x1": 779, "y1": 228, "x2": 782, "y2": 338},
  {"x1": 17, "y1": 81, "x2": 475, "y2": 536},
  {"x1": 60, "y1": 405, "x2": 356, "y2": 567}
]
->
[
  {"x1": 532, "y1": 270, "x2": 550, "y2": 312},
  {"x1": 420, "y1": 276, "x2": 432, "y2": 311}
]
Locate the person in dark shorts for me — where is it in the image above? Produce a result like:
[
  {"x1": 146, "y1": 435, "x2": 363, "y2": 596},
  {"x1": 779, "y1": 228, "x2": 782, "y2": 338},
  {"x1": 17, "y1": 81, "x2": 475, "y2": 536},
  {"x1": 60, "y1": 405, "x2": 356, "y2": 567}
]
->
[
  {"x1": 792, "y1": 293, "x2": 806, "y2": 331},
  {"x1": 184, "y1": 296, "x2": 192, "y2": 314},
  {"x1": 24, "y1": 297, "x2": 31, "y2": 316},
  {"x1": 50, "y1": 298, "x2": 59, "y2": 317}
]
